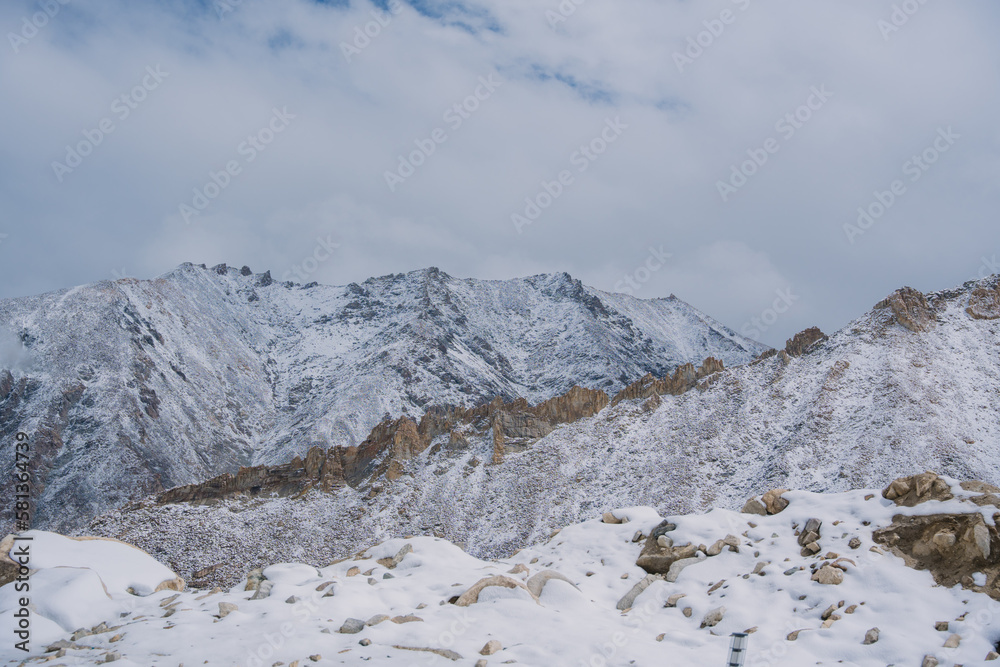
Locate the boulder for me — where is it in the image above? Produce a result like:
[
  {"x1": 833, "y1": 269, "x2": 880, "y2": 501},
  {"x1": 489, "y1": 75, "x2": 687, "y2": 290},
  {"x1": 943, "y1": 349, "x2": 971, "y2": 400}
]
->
[
  {"x1": 741, "y1": 498, "x2": 767, "y2": 516},
  {"x1": 761, "y1": 489, "x2": 790, "y2": 514},
  {"x1": 700, "y1": 607, "x2": 726, "y2": 628},
  {"x1": 811, "y1": 566, "x2": 844, "y2": 585},
  {"x1": 454, "y1": 575, "x2": 538, "y2": 606},
  {"x1": 526, "y1": 570, "x2": 578, "y2": 597},
  {"x1": 480, "y1": 640, "x2": 502, "y2": 656},
  {"x1": 635, "y1": 521, "x2": 684, "y2": 574},
  {"x1": 377, "y1": 544, "x2": 413, "y2": 570},
  {"x1": 797, "y1": 519, "x2": 822, "y2": 548},
  {"x1": 338, "y1": 618, "x2": 365, "y2": 634},
  {"x1": 882, "y1": 472, "x2": 953, "y2": 506},
  {"x1": 666, "y1": 555, "x2": 705, "y2": 583},
  {"x1": 616, "y1": 574, "x2": 662, "y2": 610}
]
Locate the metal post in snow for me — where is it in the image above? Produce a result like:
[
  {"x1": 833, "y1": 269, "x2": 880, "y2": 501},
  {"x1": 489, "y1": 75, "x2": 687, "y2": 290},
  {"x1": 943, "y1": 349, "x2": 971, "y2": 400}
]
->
[{"x1": 727, "y1": 632, "x2": 749, "y2": 666}]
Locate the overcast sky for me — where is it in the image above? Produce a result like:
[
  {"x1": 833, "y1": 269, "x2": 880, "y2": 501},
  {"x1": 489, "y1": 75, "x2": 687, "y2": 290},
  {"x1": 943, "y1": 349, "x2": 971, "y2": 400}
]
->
[{"x1": 1, "y1": 0, "x2": 998, "y2": 346}]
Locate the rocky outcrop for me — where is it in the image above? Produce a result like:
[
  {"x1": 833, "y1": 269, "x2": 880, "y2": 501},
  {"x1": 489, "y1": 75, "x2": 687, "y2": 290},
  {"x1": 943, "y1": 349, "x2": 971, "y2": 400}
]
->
[
  {"x1": 610, "y1": 357, "x2": 725, "y2": 406},
  {"x1": 875, "y1": 473, "x2": 1000, "y2": 599},
  {"x1": 876, "y1": 286, "x2": 935, "y2": 332},
  {"x1": 784, "y1": 328, "x2": 827, "y2": 357},
  {"x1": 742, "y1": 489, "x2": 790, "y2": 516},
  {"x1": 881, "y1": 471, "x2": 956, "y2": 506},
  {"x1": 635, "y1": 519, "x2": 739, "y2": 575},
  {"x1": 156, "y1": 385, "x2": 612, "y2": 503},
  {"x1": 157, "y1": 445, "x2": 346, "y2": 504},
  {"x1": 967, "y1": 285, "x2": 1000, "y2": 320}
]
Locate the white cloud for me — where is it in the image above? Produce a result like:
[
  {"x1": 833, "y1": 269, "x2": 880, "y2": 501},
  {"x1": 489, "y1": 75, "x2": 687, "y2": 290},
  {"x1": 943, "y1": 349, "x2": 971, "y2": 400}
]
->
[{"x1": 1, "y1": 0, "x2": 998, "y2": 343}]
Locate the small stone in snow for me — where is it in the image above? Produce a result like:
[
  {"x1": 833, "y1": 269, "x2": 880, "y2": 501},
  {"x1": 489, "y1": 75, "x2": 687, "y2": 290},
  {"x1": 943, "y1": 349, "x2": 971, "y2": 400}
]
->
[
  {"x1": 934, "y1": 621, "x2": 949, "y2": 631},
  {"x1": 921, "y1": 656, "x2": 938, "y2": 667},
  {"x1": 480, "y1": 640, "x2": 502, "y2": 655},
  {"x1": 338, "y1": 618, "x2": 365, "y2": 634},
  {"x1": 943, "y1": 634, "x2": 961, "y2": 648},
  {"x1": 862, "y1": 627, "x2": 879, "y2": 644},
  {"x1": 700, "y1": 607, "x2": 726, "y2": 628}
]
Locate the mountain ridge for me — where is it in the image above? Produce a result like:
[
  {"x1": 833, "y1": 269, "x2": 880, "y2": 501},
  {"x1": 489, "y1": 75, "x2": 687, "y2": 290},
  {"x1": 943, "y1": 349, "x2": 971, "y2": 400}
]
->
[{"x1": 0, "y1": 263, "x2": 767, "y2": 532}]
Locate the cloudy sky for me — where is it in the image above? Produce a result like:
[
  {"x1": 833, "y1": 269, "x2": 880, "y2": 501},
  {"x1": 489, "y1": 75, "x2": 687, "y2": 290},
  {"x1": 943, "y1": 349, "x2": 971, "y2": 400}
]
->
[{"x1": 1, "y1": 0, "x2": 998, "y2": 346}]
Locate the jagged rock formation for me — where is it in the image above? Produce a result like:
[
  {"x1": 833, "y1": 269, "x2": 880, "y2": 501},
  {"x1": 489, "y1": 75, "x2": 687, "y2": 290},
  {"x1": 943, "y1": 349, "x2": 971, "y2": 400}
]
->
[
  {"x1": 967, "y1": 285, "x2": 1000, "y2": 320},
  {"x1": 608, "y1": 358, "x2": 725, "y2": 407},
  {"x1": 157, "y1": 385, "x2": 612, "y2": 504},
  {"x1": 783, "y1": 327, "x2": 828, "y2": 357},
  {"x1": 0, "y1": 264, "x2": 767, "y2": 532},
  {"x1": 876, "y1": 286, "x2": 936, "y2": 332}
]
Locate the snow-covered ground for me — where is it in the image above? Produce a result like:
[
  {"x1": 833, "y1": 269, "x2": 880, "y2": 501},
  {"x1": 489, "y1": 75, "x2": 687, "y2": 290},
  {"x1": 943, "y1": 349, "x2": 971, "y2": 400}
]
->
[{"x1": 8, "y1": 481, "x2": 1000, "y2": 666}]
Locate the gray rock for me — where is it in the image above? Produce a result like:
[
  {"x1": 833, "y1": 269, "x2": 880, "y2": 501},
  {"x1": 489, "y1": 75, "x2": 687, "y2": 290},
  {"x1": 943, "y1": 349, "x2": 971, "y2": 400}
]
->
[
  {"x1": 338, "y1": 618, "x2": 366, "y2": 634},
  {"x1": 250, "y1": 580, "x2": 273, "y2": 600},
  {"x1": 863, "y1": 627, "x2": 879, "y2": 644},
  {"x1": 700, "y1": 606, "x2": 726, "y2": 628},
  {"x1": 666, "y1": 554, "x2": 706, "y2": 582},
  {"x1": 616, "y1": 574, "x2": 661, "y2": 610}
]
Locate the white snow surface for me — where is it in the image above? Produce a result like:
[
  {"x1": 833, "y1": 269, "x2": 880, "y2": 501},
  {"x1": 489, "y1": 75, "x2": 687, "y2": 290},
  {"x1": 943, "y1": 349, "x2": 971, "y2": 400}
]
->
[
  {"x1": 7, "y1": 487, "x2": 1000, "y2": 665},
  {"x1": 0, "y1": 264, "x2": 766, "y2": 532}
]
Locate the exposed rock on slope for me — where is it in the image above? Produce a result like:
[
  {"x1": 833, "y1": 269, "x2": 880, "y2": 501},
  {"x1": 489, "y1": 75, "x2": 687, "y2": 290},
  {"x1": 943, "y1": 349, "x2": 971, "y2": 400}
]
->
[
  {"x1": 156, "y1": 384, "x2": 612, "y2": 504},
  {"x1": 876, "y1": 286, "x2": 936, "y2": 332},
  {"x1": 0, "y1": 265, "x2": 767, "y2": 532},
  {"x1": 874, "y1": 472, "x2": 1000, "y2": 598}
]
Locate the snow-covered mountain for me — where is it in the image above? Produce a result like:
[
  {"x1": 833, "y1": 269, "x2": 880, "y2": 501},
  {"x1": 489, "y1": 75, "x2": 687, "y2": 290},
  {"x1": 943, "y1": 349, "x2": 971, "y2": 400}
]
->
[
  {"x1": 0, "y1": 263, "x2": 766, "y2": 532},
  {"x1": 89, "y1": 275, "x2": 1000, "y2": 588}
]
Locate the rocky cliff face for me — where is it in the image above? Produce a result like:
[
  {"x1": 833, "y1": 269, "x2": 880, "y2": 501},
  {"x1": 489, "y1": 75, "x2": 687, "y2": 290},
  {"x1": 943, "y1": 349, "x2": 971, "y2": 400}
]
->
[{"x1": 0, "y1": 264, "x2": 766, "y2": 532}]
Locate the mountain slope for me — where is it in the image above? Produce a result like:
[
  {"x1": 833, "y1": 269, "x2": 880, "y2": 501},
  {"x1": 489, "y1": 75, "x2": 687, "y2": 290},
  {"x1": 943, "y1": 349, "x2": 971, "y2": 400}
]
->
[
  {"x1": 0, "y1": 263, "x2": 766, "y2": 531},
  {"x1": 90, "y1": 276, "x2": 1000, "y2": 587}
]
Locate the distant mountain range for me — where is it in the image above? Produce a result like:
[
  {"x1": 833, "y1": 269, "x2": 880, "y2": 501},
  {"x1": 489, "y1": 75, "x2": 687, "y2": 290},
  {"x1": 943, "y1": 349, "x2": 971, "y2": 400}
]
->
[
  {"x1": 0, "y1": 263, "x2": 766, "y2": 532},
  {"x1": 87, "y1": 274, "x2": 1000, "y2": 588}
]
